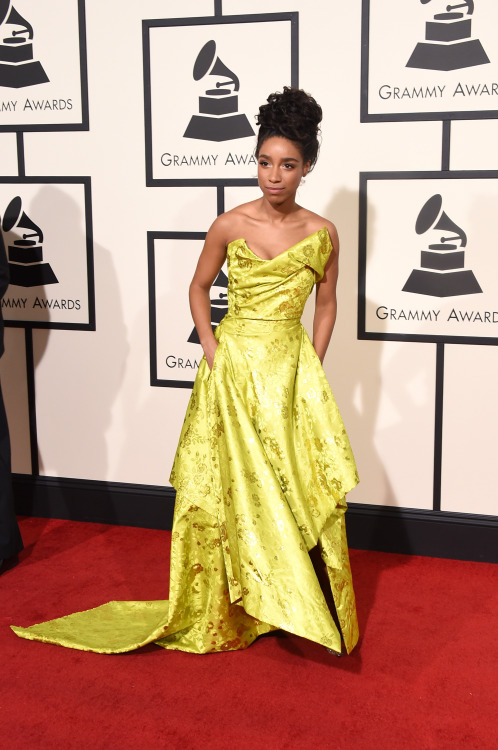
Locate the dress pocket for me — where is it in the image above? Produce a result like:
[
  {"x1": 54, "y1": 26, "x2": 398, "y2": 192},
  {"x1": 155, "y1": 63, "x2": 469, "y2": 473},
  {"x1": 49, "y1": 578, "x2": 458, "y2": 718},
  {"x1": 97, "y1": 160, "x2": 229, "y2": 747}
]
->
[{"x1": 209, "y1": 341, "x2": 223, "y2": 373}]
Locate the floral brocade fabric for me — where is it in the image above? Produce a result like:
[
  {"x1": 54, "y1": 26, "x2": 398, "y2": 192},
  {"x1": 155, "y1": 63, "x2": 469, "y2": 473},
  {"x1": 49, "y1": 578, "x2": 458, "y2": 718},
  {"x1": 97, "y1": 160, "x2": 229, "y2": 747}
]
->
[{"x1": 12, "y1": 227, "x2": 360, "y2": 655}]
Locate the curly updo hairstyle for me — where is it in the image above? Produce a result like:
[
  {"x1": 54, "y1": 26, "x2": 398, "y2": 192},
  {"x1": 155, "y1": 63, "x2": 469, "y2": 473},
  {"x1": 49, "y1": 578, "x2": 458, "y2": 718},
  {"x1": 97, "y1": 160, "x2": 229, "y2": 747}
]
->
[{"x1": 255, "y1": 87, "x2": 322, "y2": 172}]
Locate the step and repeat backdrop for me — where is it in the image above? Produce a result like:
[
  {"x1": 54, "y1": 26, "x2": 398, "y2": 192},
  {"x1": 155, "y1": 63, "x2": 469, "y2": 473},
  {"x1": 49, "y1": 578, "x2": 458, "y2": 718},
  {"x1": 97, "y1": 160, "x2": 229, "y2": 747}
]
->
[{"x1": 0, "y1": 0, "x2": 497, "y2": 521}]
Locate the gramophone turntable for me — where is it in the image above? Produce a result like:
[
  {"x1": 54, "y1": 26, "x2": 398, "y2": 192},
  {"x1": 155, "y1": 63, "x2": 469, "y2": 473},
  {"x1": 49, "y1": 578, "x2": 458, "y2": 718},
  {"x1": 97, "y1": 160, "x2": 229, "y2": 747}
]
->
[
  {"x1": 402, "y1": 194, "x2": 482, "y2": 297},
  {"x1": 1, "y1": 196, "x2": 57, "y2": 287},
  {"x1": 406, "y1": 0, "x2": 489, "y2": 71},
  {"x1": 184, "y1": 40, "x2": 254, "y2": 142},
  {"x1": 0, "y1": 1, "x2": 49, "y2": 88}
]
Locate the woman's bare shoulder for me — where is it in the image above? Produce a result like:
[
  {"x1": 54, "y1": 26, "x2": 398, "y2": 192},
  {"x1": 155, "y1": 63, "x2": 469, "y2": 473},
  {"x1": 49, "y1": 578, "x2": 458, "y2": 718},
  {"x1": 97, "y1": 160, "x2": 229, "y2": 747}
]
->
[
  {"x1": 226, "y1": 200, "x2": 262, "y2": 224},
  {"x1": 210, "y1": 200, "x2": 262, "y2": 244},
  {"x1": 306, "y1": 209, "x2": 339, "y2": 250}
]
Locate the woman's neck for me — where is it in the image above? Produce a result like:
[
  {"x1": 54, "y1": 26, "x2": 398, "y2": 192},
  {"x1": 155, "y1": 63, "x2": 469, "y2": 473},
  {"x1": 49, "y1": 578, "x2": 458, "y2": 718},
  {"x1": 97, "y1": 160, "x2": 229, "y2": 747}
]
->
[{"x1": 258, "y1": 196, "x2": 302, "y2": 224}]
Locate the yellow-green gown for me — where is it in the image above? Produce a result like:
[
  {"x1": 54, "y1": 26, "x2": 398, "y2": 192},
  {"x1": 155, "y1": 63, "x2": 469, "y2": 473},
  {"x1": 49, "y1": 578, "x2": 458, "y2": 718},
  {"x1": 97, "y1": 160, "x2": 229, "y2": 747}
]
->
[{"x1": 12, "y1": 227, "x2": 360, "y2": 654}]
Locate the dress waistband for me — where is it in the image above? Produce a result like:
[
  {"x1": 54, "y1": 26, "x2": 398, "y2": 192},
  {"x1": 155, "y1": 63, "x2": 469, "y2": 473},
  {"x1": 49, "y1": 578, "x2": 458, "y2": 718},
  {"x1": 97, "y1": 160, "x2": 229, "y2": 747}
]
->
[{"x1": 217, "y1": 316, "x2": 302, "y2": 336}]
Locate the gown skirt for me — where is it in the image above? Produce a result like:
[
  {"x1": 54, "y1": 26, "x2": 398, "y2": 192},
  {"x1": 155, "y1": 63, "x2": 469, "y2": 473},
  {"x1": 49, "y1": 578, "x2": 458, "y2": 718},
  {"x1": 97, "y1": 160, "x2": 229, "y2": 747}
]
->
[{"x1": 12, "y1": 228, "x2": 360, "y2": 655}]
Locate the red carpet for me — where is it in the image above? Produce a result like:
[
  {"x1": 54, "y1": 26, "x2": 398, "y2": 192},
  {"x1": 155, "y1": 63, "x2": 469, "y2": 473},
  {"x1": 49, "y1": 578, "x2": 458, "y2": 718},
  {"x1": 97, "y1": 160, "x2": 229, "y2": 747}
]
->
[{"x1": 1, "y1": 517, "x2": 497, "y2": 750}]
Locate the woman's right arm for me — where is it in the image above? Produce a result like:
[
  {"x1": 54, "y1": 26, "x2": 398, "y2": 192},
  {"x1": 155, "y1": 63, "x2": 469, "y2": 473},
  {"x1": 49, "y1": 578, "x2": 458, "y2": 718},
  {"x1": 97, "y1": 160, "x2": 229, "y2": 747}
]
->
[{"x1": 189, "y1": 216, "x2": 229, "y2": 370}]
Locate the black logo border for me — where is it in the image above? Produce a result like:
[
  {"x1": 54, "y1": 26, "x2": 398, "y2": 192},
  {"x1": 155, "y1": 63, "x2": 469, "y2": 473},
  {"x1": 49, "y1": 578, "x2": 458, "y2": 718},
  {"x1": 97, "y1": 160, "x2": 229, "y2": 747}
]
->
[
  {"x1": 360, "y1": 0, "x2": 498, "y2": 123},
  {"x1": 0, "y1": 0, "x2": 89, "y2": 133},
  {"x1": 1, "y1": 175, "x2": 95, "y2": 331},
  {"x1": 142, "y1": 13, "x2": 299, "y2": 187},
  {"x1": 148, "y1": 230, "x2": 206, "y2": 388},
  {"x1": 358, "y1": 169, "x2": 498, "y2": 346}
]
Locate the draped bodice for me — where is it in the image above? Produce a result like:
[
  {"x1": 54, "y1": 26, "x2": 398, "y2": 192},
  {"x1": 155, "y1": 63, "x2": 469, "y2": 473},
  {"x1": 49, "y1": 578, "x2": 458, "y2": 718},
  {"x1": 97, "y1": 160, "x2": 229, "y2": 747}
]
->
[{"x1": 225, "y1": 227, "x2": 332, "y2": 321}]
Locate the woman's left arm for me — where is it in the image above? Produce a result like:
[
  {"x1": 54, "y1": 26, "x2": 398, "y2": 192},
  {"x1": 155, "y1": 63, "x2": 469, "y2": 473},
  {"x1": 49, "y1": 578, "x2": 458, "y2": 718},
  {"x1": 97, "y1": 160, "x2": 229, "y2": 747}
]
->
[{"x1": 312, "y1": 222, "x2": 339, "y2": 363}]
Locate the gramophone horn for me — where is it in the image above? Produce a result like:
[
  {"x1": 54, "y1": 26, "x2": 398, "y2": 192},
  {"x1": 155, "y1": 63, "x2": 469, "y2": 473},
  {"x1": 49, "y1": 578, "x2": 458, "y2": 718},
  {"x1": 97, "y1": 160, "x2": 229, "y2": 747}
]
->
[
  {"x1": 415, "y1": 194, "x2": 466, "y2": 247},
  {"x1": 192, "y1": 39, "x2": 240, "y2": 91},
  {"x1": 1, "y1": 4, "x2": 34, "y2": 38},
  {"x1": 193, "y1": 40, "x2": 217, "y2": 80},
  {"x1": 0, "y1": 0, "x2": 10, "y2": 25},
  {"x1": 2, "y1": 196, "x2": 43, "y2": 243},
  {"x1": 2, "y1": 195, "x2": 22, "y2": 231},
  {"x1": 415, "y1": 194, "x2": 443, "y2": 234}
]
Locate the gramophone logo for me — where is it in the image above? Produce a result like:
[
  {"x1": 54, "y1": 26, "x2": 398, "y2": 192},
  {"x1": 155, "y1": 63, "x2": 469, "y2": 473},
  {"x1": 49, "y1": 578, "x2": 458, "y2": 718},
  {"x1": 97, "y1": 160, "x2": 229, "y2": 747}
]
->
[
  {"x1": 402, "y1": 194, "x2": 482, "y2": 297},
  {"x1": 0, "y1": 1, "x2": 49, "y2": 88},
  {"x1": 406, "y1": 0, "x2": 489, "y2": 71},
  {"x1": 184, "y1": 40, "x2": 254, "y2": 142},
  {"x1": 188, "y1": 268, "x2": 228, "y2": 343},
  {"x1": 1, "y1": 196, "x2": 58, "y2": 287}
]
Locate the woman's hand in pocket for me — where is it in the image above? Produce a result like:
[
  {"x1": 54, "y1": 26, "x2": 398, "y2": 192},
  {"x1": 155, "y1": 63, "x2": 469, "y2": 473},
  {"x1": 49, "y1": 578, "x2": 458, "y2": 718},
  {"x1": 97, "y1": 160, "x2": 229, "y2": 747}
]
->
[{"x1": 203, "y1": 339, "x2": 219, "y2": 371}]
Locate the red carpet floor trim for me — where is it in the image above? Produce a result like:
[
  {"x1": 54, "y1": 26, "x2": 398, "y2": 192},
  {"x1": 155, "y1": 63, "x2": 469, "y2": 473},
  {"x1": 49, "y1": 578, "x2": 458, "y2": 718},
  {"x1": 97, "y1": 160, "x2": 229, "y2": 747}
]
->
[{"x1": 1, "y1": 517, "x2": 497, "y2": 750}]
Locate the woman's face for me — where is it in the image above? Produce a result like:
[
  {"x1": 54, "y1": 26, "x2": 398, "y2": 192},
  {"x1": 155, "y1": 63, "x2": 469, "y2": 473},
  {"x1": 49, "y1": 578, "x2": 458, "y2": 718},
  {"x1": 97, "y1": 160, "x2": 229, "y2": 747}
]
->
[{"x1": 257, "y1": 136, "x2": 310, "y2": 204}]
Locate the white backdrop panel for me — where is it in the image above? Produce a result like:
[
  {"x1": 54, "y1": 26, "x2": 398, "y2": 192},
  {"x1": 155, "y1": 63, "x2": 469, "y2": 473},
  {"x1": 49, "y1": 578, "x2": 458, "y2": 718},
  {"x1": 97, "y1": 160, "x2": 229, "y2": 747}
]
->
[
  {"x1": 366, "y1": 0, "x2": 498, "y2": 118},
  {"x1": 363, "y1": 176, "x2": 498, "y2": 342},
  {"x1": 345, "y1": 340, "x2": 437, "y2": 510},
  {"x1": 147, "y1": 17, "x2": 294, "y2": 182},
  {"x1": 0, "y1": 327, "x2": 30, "y2": 474},
  {"x1": 152, "y1": 236, "x2": 229, "y2": 385},
  {"x1": 0, "y1": 0, "x2": 85, "y2": 129},
  {"x1": 451, "y1": 120, "x2": 498, "y2": 170},
  {"x1": 0, "y1": 181, "x2": 92, "y2": 327},
  {"x1": 0, "y1": 133, "x2": 19, "y2": 174},
  {"x1": 441, "y1": 344, "x2": 498, "y2": 516}
]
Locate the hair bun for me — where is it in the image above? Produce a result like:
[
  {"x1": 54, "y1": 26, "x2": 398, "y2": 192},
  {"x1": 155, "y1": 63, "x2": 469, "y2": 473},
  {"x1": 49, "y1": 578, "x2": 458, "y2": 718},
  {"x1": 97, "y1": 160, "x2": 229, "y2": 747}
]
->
[
  {"x1": 257, "y1": 87, "x2": 322, "y2": 134},
  {"x1": 256, "y1": 87, "x2": 322, "y2": 170}
]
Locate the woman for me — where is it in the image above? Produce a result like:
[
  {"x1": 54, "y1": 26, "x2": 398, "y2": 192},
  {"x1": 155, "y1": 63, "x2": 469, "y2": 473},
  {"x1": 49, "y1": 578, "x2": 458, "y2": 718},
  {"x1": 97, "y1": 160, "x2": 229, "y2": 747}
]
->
[{"x1": 12, "y1": 88, "x2": 359, "y2": 655}]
